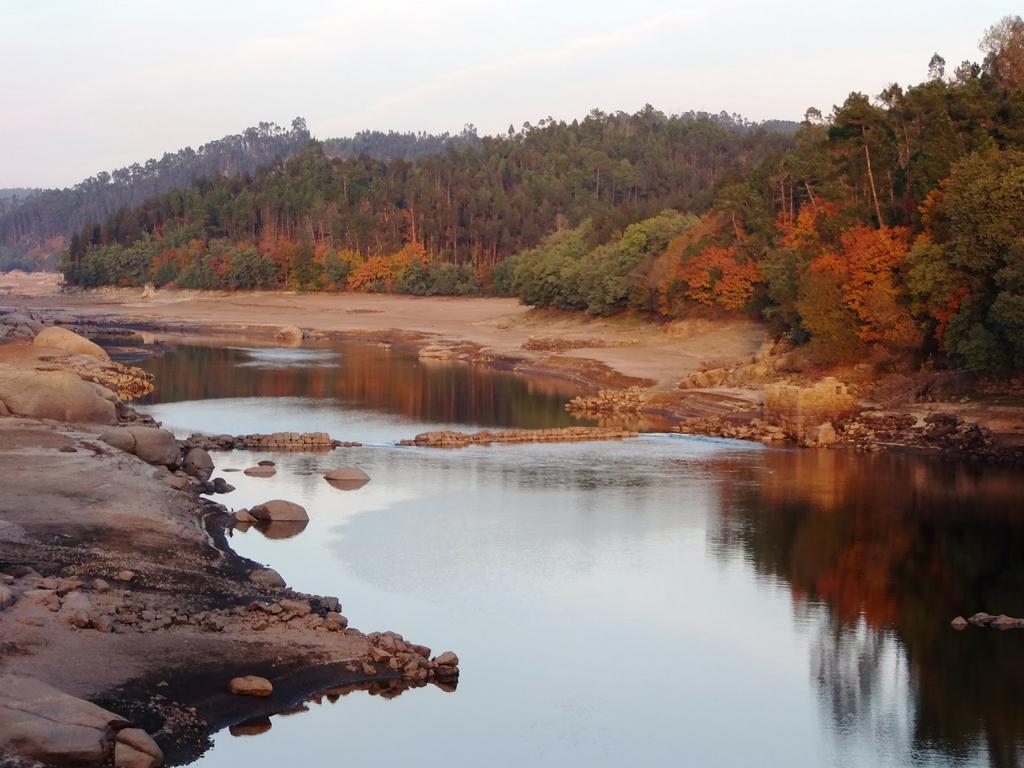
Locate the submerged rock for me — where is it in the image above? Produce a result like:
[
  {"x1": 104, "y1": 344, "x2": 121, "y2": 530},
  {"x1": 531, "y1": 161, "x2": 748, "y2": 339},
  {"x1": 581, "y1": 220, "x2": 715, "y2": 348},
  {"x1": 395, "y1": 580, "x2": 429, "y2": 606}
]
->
[
  {"x1": 243, "y1": 465, "x2": 276, "y2": 477},
  {"x1": 323, "y1": 466, "x2": 370, "y2": 490}
]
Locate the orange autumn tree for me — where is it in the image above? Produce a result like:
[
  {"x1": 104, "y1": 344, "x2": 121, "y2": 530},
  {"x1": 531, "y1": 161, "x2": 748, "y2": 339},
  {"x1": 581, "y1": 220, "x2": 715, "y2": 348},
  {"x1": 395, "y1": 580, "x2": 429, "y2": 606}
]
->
[
  {"x1": 676, "y1": 245, "x2": 760, "y2": 310},
  {"x1": 799, "y1": 226, "x2": 921, "y2": 354}
]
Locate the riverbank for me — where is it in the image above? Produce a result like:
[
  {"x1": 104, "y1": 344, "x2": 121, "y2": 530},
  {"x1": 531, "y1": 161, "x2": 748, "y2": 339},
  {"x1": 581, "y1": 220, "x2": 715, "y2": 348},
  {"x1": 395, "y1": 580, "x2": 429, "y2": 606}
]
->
[
  {"x1": 2, "y1": 279, "x2": 1022, "y2": 464},
  {"x1": 0, "y1": 326, "x2": 458, "y2": 766}
]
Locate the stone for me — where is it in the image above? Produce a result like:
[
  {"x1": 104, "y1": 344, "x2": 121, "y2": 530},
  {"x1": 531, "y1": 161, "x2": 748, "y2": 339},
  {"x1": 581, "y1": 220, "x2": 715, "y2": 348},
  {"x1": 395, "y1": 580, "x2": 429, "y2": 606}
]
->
[
  {"x1": 60, "y1": 591, "x2": 92, "y2": 628},
  {"x1": 257, "y1": 460, "x2": 276, "y2": 467},
  {"x1": 126, "y1": 428, "x2": 180, "y2": 467},
  {"x1": 950, "y1": 616, "x2": 968, "y2": 630},
  {"x1": 368, "y1": 646, "x2": 392, "y2": 662},
  {"x1": 229, "y1": 676, "x2": 273, "y2": 697},
  {"x1": 162, "y1": 475, "x2": 190, "y2": 490},
  {"x1": 0, "y1": 673, "x2": 127, "y2": 765},
  {"x1": 802, "y1": 421, "x2": 838, "y2": 448},
  {"x1": 115, "y1": 570, "x2": 135, "y2": 582},
  {"x1": 276, "y1": 325, "x2": 303, "y2": 343},
  {"x1": 33, "y1": 326, "x2": 110, "y2": 361},
  {"x1": 92, "y1": 578, "x2": 110, "y2": 592},
  {"x1": 229, "y1": 718, "x2": 272, "y2": 737},
  {"x1": 0, "y1": 365, "x2": 116, "y2": 424},
  {"x1": 967, "y1": 612, "x2": 995, "y2": 627},
  {"x1": 212, "y1": 477, "x2": 234, "y2": 493},
  {"x1": 990, "y1": 614, "x2": 1024, "y2": 630},
  {"x1": 323, "y1": 466, "x2": 371, "y2": 490},
  {"x1": 249, "y1": 500, "x2": 308, "y2": 522},
  {"x1": 93, "y1": 614, "x2": 116, "y2": 633},
  {"x1": 249, "y1": 568, "x2": 286, "y2": 588},
  {"x1": 361, "y1": 662, "x2": 377, "y2": 676},
  {"x1": 234, "y1": 508, "x2": 256, "y2": 523},
  {"x1": 243, "y1": 465, "x2": 276, "y2": 477},
  {"x1": 278, "y1": 598, "x2": 311, "y2": 618},
  {"x1": 181, "y1": 447, "x2": 214, "y2": 481},
  {"x1": 113, "y1": 728, "x2": 163, "y2": 768},
  {"x1": 325, "y1": 612, "x2": 348, "y2": 630},
  {"x1": 434, "y1": 651, "x2": 459, "y2": 667},
  {"x1": 0, "y1": 585, "x2": 15, "y2": 609}
]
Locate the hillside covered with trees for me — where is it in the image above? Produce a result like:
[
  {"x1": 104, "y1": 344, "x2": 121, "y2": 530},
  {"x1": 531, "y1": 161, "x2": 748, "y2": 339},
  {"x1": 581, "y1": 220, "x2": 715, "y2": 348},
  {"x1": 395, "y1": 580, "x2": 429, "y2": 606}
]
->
[
  {"x1": 61, "y1": 16, "x2": 1024, "y2": 372},
  {"x1": 0, "y1": 120, "x2": 313, "y2": 268}
]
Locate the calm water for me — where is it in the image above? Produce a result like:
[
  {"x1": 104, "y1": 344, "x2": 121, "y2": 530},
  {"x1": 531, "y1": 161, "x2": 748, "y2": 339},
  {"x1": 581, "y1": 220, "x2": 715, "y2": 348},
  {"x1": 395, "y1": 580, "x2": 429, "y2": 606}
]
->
[{"x1": 138, "y1": 342, "x2": 1024, "y2": 768}]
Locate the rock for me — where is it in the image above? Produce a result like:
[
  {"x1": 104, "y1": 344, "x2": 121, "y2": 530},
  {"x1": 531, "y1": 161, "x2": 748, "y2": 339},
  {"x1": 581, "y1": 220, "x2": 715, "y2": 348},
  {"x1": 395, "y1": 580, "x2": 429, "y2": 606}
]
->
[
  {"x1": 325, "y1": 612, "x2": 348, "y2": 630},
  {"x1": 234, "y1": 508, "x2": 256, "y2": 523},
  {"x1": 93, "y1": 614, "x2": 116, "y2": 633},
  {"x1": 323, "y1": 467, "x2": 370, "y2": 490},
  {"x1": 0, "y1": 365, "x2": 116, "y2": 424},
  {"x1": 278, "y1": 598, "x2": 311, "y2": 618},
  {"x1": 368, "y1": 646, "x2": 392, "y2": 662},
  {"x1": 990, "y1": 614, "x2": 1024, "y2": 630},
  {"x1": 257, "y1": 460, "x2": 276, "y2": 467},
  {"x1": 113, "y1": 728, "x2": 163, "y2": 768},
  {"x1": 162, "y1": 474, "x2": 190, "y2": 490},
  {"x1": 212, "y1": 477, "x2": 234, "y2": 493},
  {"x1": 0, "y1": 585, "x2": 15, "y2": 609},
  {"x1": 99, "y1": 428, "x2": 137, "y2": 453},
  {"x1": 276, "y1": 325, "x2": 303, "y2": 343},
  {"x1": 361, "y1": 662, "x2": 377, "y2": 676},
  {"x1": 967, "y1": 612, "x2": 995, "y2": 627},
  {"x1": 434, "y1": 651, "x2": 459, "y2": 667},
  {"x1": 126, "y1": 428, "x2": 180, "y2": 467},
  {"x1": 181, "y1": 447, "x2": 214, "y2": 481},
  {"x1": 802, "y1": 421, "x2": 838, "y2": 448},
  {"x1": 0, "y1": 673, "x2": 127, "y2": 765},
  {"x1": 115, "y1": 570, "x2": 135, "y2": 582},
  {"x1": 92, "y1": 578, "x2": 110, "y2": 592},
  {"x1": 229, "y1": 676, "x2": 273, "y2": 697},
  {"x1": 229, "y1": 718, "x2": 272, "y2": 737},
  {"x1": 243, "y1": 465, "x2": 276, "y2": 477},
  {"x1": 249, "y1": 568, "x2": 286, "y2": 588},
  {"x1": 250, "y1": 500, "x2": 308, "y2": 522},
  {"x1": 60, "y1": 591, "x2": 92, "y2": 628},
  {"x1": 950, "y1": 616, "x2": 968, "y2": 630},
  {"x1": 33, "y1": 326, "x2": 110, "y2": 361}
]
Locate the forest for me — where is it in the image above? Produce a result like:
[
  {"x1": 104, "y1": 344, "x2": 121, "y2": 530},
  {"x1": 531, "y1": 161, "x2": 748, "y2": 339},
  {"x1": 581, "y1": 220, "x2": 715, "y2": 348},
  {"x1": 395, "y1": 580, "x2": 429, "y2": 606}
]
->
[{"x1": 60, "y1": 16, "x2": 1024, "y2": 372}]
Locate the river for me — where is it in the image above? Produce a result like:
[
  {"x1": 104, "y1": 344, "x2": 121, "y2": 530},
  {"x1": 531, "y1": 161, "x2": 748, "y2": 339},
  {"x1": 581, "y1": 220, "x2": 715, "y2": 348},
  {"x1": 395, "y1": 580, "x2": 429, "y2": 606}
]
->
[{"x1": 137, "y1": 340, "x2": 1024, "y2": 768}]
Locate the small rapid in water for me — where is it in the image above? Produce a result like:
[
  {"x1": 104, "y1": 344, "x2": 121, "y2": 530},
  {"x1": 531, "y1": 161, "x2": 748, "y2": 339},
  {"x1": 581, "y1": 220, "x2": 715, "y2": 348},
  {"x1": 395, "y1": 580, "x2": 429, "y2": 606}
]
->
[{"x1": 138, "y1": 340, "x2": 1024, "y2": 768}]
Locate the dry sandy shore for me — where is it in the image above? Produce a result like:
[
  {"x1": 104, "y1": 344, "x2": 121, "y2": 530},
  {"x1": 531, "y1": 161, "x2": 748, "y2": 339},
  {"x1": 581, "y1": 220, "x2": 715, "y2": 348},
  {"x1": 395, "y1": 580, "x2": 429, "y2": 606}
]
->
[{"x1": 2, "y1": 279, "x2": 767, "y2": 390}]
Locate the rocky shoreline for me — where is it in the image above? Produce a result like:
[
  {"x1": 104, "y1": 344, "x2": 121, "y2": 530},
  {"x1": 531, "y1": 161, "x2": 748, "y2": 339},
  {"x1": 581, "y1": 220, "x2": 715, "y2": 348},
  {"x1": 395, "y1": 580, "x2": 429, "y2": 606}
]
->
[{"x1": 0, "y1": 320, "x2": 459, "y2": 767}]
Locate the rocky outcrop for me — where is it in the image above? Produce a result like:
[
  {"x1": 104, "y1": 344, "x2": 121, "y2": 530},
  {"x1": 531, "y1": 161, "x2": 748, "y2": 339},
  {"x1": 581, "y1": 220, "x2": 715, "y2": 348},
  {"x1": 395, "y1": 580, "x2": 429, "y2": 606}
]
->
[
  {"x1": 565, "y1": 386, "x2": 649, "y2": 416},
  {"x1": 836, "y1": 411, "x2": 1004, "y2": 461},
  {"x1": 0, "y1": 308, "x2": 43, "y2": 340},
  {"x1": 0, "y1": 365, "x2": 117, "y2": 424},
  {"x1": 401, "y1": 426, "x2": 640, "y2": 448},
  {"x1": 33, "y1": 325, "x2": 110, "y2": 361},
  {"x1": 182, "y1": 432, "x2": 360, "y2": 451},
  {"x1": 763, "y1": 378, "x2": 858, "y2": 439},
  {"x1": 0, "y1": 673, "x2": 127, "y2": 766}
]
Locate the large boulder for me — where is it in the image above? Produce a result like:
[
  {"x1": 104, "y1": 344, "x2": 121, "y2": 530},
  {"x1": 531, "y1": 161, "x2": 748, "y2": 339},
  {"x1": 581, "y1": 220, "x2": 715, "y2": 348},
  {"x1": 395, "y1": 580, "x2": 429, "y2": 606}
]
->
[
  {"x1": 100, "y1": 427, "x2": 180, "y2": 467},
  {"x1": 0, "y1": 365, "x2": 116, "y2": 424},
  {"x1": 33, "y1": 326, "x2": 110, "y2": 361},
  {"x1": 181, "y1": 447, "x2": 214, "y2": 481},
  {"x1": 250, "y1": 500, "x2": 308, "y2": 522},
  {"x1": 0, "y1": 673, "x2": 127, "y2": 765}
]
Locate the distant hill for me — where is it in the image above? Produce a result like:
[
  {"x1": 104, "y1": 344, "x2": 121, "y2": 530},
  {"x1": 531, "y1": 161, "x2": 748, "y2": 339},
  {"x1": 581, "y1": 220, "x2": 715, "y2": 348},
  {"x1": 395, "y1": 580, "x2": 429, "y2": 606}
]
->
[{"x1": 0, "y1": 119, "x2": 312, "y2": 268}]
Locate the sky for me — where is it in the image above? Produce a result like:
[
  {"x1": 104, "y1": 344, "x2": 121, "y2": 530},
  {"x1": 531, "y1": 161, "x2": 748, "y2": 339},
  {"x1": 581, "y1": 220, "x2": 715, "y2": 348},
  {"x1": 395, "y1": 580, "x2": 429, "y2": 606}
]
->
[{"x1": 0, "y1": 0, "x2": 1017, "y2": 188}]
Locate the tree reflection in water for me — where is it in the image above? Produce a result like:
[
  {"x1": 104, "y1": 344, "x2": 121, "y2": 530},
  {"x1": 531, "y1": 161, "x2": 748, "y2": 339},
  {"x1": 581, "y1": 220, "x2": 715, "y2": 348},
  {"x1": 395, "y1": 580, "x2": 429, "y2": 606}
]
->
[{"x1": 708, "y1": 449, "x2": 1024, "y2": 767}]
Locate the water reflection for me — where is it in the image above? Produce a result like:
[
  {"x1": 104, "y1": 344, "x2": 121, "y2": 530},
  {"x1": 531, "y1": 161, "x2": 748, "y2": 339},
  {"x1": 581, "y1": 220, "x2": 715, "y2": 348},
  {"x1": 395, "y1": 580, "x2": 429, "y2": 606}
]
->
[
  {"x1": 138, "y1": 344, "x2": 1024, "y2": 768},
  {"x1": 708, "y1": 449, "x2": 1024, "y2": 767},
  {"x1": 139, "y1": 341, "x2": 590, "y2": 430}
]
